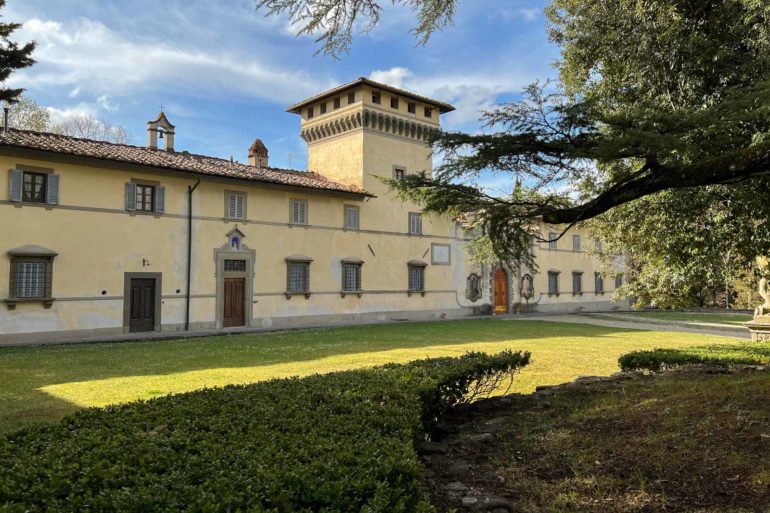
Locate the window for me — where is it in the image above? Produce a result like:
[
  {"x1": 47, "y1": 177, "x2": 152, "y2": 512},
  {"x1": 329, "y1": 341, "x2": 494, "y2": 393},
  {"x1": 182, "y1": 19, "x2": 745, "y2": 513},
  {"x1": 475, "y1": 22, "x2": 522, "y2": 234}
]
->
[
  {"x1": 595, "y1": 239, "x2": 602, "y2": 253},
  {"x1": 320, "y1": 102, "x2": 327, "y2": 115},
  {"x1": 307, "y1": 107, "x2": 314, "y2": 119},
  {"x1": 372, "y1": 91, "x2": 381, "y2": 104},
  {"x1": 391, "y1": 97, "x2": 399, "y2": 109},
  {"x1": 22, "y1": 172, "x2": 46, "y2": 203},
  {"x1": 290, "y1": 199, "x2": 308, "y2": 225},
  {"x1": 408, "y1": 265, "x2": 425, "y2": 293},
  {"x1": 9, "y1": 168, "x2": 59, "y2": 206},
  {"x1": 344, "y1": 205, "x2": 360, "y2": 230},
  {"x1": 342, "y1": 263, "x2": 362, "y2": 292},
  {"x1": 424, "y1": 107, "x2": 433, "y2": 118},
  {"x1": 408, "y1": 102, "x2": 416, "y2": 114},
  {"x1": 615, "y1": 274, "x2": 624, "y2": 289},
  {"x1": 548, "y1": 271, "x2": 560, "y2": 295},
  {"x1": 226, "y1": 192, "x2": 246, "y2": 219},
  {"x1": 287, "y1": 262, "x2": 310, "y2": 294},
  {"x1": 595, "y1": 272, "x2": 604, "y2": 294},
  {"x1": 393, "y1": 167, "x2": 406, "y2": 181},
  {"x1": 572, "y1": 272, "x2": 583, "y2": 294},
  {"x1": 136, "y1": 184, "x2": 155, "y2": 212},
  {"x1": 224, "y1": 259, "x2": 246, "y2": 272},
  {"x1": 333, "y1": 97, "x2": 341, "y2": 109},
  {"x1": 348, "y1": 92, "x2": 356, "y2": 104},
  {"x1": 572, "y1": 235, "x2": 581, "y2": 252},
  {"x1": 548, "y1": 232, "x2": 558, "y2": 250},
  {"x1": 408, "y1": 212, "x2": 423, "y2": 235},
  {"x1": 6, "y1": 246, "x2": 57, "y2": 309}
]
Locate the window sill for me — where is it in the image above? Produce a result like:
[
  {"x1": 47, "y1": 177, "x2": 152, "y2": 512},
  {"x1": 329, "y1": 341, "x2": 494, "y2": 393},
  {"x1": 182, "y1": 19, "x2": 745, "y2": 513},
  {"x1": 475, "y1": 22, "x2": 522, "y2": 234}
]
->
[
  {"x1": 572, "y1": 292, "x2": 583, "y2": 296},
  {"x1": 128, "y1": 210, "x2": 163, "y2": 218},
  {"x1": 340, "y1": 290, "x2": 364, "y2": 298},
  {"x1": 225, "y1": 217, "x2": 246, "y2": 222},
  {"x1": 5, "y1": 298, "x2": 55, "y2": 310},
  {"x1": 285, "y1": 292, "x2": 312, "y2": 300},
  {"x1": 407, "y1": 291, "x2": 426, "y2": 297},
  {"x1": 548, "y1": 292, "x2": 560, "y2": 297}
]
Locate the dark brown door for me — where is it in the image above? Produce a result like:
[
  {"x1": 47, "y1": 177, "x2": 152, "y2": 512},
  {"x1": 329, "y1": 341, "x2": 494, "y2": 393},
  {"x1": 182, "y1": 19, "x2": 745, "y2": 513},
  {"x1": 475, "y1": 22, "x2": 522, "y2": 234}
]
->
[
  {"x1": 494, "y1": 268, "x2": 508, "y2": 313},
  {"x1": 129, "y1": 278, "x2": 156, "y2": 332},
  {"x1": 223, "y1": 277, "x2": 245, "y2": 327}
]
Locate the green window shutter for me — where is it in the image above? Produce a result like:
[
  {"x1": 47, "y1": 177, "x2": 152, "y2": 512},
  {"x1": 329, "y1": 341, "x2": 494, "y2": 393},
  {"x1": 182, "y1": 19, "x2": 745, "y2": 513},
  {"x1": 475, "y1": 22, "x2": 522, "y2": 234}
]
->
[
  {"x1": 46, "y1": 174, "x2": 60, "y2": 205},
  {"x1": 125, "y1": 182, "x2": 137, "y2": 211},
  {"x1": 9, "y1": 169, "x2": 22, "y2": 202},
  {"x1": 155, "y1": 186, "x2": 165, "y2": 213}
]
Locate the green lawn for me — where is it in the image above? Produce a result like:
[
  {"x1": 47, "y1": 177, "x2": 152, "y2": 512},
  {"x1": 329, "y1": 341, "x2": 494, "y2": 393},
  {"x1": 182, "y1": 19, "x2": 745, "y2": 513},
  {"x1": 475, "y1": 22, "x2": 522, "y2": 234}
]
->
[
  {"x1": 614, "y1": 310, "x2": 752, "y2": 325},
  {"x1": 0, "y1": 319, "x2": 737, "y2": 434}
]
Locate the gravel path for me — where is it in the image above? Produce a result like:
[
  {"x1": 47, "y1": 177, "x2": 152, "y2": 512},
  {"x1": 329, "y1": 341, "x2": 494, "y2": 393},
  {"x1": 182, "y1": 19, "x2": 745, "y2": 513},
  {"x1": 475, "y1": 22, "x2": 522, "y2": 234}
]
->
[{"x1": 500, "y1": 313, "x2": 750, "y2": 340}]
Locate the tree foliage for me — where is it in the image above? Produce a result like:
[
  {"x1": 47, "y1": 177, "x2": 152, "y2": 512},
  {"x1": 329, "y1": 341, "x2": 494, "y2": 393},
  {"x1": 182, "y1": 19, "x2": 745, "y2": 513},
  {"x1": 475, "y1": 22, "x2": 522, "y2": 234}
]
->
[
  {"x1": 0, "y1": 0, "x2": 35, "y2": 104},
  {"x1": 8, "y1": 95, "x2": 130, "y2": 144},
  {"x1": 256, "y1": 0, "x2": 457, "y2": 56}
]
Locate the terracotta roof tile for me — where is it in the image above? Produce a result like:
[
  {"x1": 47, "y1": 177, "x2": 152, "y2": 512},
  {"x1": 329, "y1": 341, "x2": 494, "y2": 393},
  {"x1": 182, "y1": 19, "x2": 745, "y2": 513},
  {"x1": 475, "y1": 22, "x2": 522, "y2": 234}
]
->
[{"x1": 0, "y1": 129, "x2": 371, "y2": 197}]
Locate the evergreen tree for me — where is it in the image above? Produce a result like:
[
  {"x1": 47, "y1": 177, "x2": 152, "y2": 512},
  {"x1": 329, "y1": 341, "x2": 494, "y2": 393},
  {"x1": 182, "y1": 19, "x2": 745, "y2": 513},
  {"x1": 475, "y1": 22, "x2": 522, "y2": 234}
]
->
[{"x1": 0, "y1": 0, "x2": 35, "y2": 104}]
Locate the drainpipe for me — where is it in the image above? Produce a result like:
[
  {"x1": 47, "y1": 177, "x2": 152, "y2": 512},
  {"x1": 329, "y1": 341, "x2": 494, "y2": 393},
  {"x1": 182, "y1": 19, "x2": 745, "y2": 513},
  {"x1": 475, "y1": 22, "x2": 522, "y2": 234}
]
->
[{"x1": 185, "y1": 178, "x2": 201, "y2": 331}]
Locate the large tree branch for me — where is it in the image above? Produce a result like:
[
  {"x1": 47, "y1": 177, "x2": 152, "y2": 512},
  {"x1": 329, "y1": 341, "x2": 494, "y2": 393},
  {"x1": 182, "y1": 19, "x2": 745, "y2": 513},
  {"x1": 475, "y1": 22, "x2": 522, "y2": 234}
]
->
[{"x1": 541, "y1": 140, "x2": 770, "y2": 224}]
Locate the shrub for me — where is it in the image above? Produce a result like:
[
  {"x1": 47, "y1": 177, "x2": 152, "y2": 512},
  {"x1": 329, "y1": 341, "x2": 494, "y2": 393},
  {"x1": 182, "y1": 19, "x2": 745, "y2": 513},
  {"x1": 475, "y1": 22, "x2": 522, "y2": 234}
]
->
[
  {"x1": 619, "y1": 342, "x2": 770, "y2": 372},
  {"x1": 0, "y1": 350, "x2": 529, "y2": 513}
]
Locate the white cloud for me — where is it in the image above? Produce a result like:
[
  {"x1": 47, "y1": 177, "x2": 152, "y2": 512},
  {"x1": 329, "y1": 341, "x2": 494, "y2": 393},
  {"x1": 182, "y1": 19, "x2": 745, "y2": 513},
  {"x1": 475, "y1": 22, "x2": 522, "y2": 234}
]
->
[
  {"x1": 369, "y1": 67, "x2": 413, "y2": 88},
  {"x1": 11, "y1": 17, "x2": 330, "y2": 105}
]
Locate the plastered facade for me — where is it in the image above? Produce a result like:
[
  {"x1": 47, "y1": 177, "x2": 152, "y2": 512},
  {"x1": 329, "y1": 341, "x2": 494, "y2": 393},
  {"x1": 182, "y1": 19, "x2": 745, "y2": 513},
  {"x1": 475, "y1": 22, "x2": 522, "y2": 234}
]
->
[{"x1": 0, "y1": 80, "x2": 627, "y2": 344}]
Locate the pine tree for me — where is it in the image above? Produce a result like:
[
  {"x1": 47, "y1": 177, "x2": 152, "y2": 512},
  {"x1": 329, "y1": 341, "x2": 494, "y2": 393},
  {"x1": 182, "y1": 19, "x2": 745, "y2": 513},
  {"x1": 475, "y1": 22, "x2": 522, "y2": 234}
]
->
[{"x1": 0, "y1": 0, "x2": 35, "y2": 104}]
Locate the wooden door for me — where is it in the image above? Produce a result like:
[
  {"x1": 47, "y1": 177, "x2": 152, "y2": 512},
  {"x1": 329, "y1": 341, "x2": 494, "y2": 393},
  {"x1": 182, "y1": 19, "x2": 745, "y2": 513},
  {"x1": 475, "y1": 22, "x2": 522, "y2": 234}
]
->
[
  {"x1": 223, "y1": 277, "x2": 245, "y2": 327},
  {"x1": 129, "y1": 278, "x2": 156, "y2": 332},
  {"x1": 494, "y1": 268, "x2": 508, "y2": 313}
]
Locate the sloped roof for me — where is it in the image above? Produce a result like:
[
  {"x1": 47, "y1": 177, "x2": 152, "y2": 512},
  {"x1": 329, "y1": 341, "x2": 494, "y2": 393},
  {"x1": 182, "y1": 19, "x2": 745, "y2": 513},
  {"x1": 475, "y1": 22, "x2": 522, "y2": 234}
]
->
[
  {"x1": 0, "y1": 129, "x2": 371, "y2": 197},
  {"x1": 286, "y1": 77, "x2": 456, "y2": 114}
]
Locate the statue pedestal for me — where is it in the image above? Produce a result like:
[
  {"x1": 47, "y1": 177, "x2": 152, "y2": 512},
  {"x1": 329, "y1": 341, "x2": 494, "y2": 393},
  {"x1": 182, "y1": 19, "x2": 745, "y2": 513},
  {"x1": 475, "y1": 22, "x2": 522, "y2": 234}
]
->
[{"x1": 745, "y1": 316, "x2": 770, "y2": 342}]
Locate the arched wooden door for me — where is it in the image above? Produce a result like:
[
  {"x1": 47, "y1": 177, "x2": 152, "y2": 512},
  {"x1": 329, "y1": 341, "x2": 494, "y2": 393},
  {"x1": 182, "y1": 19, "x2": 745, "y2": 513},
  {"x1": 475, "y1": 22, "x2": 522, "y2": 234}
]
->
[{"x1": 494, "y1": 268, "x2": 509, "y2": 313}]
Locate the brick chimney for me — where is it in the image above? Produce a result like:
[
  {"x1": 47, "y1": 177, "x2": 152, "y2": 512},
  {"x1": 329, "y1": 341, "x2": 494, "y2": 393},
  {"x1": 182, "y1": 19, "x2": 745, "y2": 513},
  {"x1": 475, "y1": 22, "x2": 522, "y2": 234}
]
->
[{"x1": 248, "y1": 139, "x2": 268, "y2": 167}]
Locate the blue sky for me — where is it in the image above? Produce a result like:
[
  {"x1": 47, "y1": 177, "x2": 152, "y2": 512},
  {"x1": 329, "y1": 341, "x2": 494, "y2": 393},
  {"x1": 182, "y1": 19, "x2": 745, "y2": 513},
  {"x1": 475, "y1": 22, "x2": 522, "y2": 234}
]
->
[{"x1": 6, "y1": 0, "x2": 558, "y2": 179}]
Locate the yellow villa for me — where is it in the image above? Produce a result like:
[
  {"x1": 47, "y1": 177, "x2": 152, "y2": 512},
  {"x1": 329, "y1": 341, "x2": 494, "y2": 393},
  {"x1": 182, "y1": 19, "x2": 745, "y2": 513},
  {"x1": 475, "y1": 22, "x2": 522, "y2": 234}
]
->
[{"x1": 0, "y1": 78, "x2": 628, "y2": 344}]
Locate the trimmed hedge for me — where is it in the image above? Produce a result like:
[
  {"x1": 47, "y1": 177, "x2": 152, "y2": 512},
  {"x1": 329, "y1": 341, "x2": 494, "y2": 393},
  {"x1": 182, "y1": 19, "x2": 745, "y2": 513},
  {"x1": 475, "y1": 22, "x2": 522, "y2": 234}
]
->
[
  {"x1": 0, "y1": 350, "x2": 529, "y2": 512},
  {"x1": 619, "y1": 342, "x2": 770, "y2": 372}
]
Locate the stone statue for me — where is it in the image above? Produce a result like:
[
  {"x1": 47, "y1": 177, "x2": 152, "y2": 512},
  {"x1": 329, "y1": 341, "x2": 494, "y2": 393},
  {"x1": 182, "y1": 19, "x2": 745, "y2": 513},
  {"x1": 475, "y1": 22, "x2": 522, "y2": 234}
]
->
[{"x1": 755, "y1": 276, "x2": 770, "y2": 319}]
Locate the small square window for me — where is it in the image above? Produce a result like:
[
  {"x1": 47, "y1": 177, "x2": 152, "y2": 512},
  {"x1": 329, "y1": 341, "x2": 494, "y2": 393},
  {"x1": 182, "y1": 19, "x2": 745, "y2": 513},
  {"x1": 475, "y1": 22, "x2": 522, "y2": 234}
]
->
[
  {"x1": 287, "y1": 262, "x2": 310, "y2": 293},
  {"x1": 408, "y1": 265, "x2": 425, "y2": 293},
  {"x1": 408, "y1": 102, "x2": 416, "y2": 114},
  {"x1": 307, "y1": 107, "x2": 314, "y2": 119},
  {"x1": 372, "y1": 92, "x2": 381, "y2": 104},
  {"x1": 548, "y1": 232, "x2": 558, "y2": 250},
  {"x1": 342, "y1": 263, "x2": 362, "y2": 292},
  {"x1": 320, "y1": 102, "x2": 327, "y2": 114},
  {"x1": 136, "y1": 184, "x2": 155, "y2": 212},
  {"x1": 573, "y1": 235, "x2": 581, "y2": 252},
  {"x1": 393, "y1": 167, "x2": 406, "y2": 181},
  {"x1": 548, "y1": 271, "x2": 560, "y2": 295},
  {"x1": 290, "y1": 199, "x2": 308, "y2": 225},
  {"x1": 348, "y1": 92, "x2": 356, "y2": 104},
  {"x1": 344, "y1": 205, "x2": 360, "y2": 230},
  {"x1": 22, "y1": 172, "x2": 46, "y2": 203},
  {"x1": 333, "y1": 97, "x2": 341, "y2": 109},
  {"x1": 572, "y1": 272, "x2": 583, "y2": 294},
  {"x1": 391, "y1": 97, "x2": 399, "y2": 109},
  {"x1": 408, "y1": 212, "x2": 422, "y2": 235},
  {"x1": 226, "y1": 192, "x2": 245, "y2": 219},
  {"x1": 424, "y1": 107, "x2": 433, "y2": 118}
]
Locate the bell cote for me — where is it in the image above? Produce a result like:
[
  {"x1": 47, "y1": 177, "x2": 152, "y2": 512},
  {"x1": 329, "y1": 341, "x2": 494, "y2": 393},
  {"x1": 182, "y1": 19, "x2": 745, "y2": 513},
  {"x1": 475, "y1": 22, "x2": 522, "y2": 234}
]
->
[{"x1": 147, "y1": 112, "x2": 175, "y2": 152}]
